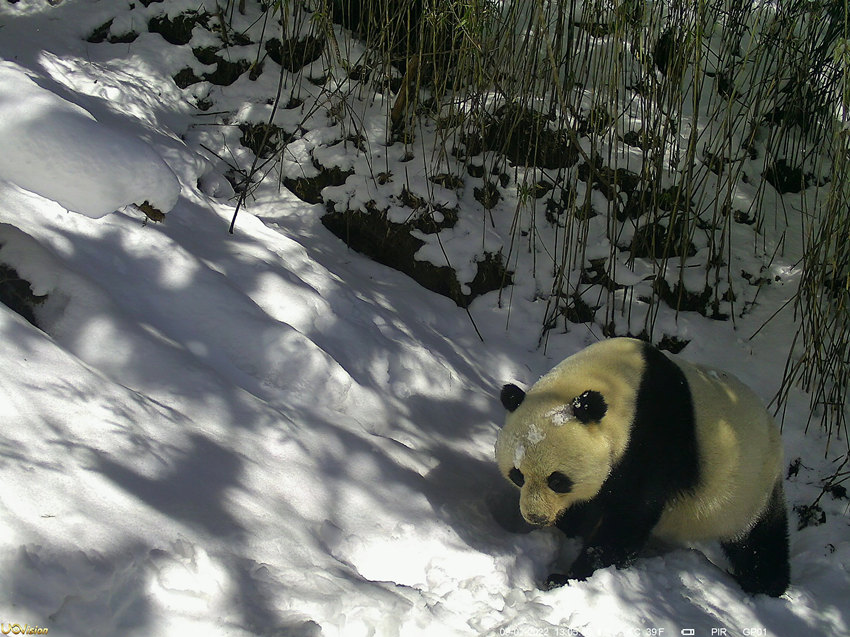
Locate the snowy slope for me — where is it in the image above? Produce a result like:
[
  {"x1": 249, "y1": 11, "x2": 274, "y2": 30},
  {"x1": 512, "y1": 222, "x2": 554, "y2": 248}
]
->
[
  {"x1": 0, "y1": 61, "x2": 179, "y2": 218},
  {"x1": 0, "y1": 1, "x2": 848, "y2": 636}
]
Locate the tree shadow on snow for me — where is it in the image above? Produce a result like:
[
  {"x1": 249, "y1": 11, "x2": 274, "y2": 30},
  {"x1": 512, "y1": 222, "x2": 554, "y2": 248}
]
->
[
  {"x1": 6, "y1": 541, "x2": 154, "y2": 635},
  {"x1": 92, "y1": 432, "x2": 245, "y2": 540},
  {"x1": 4, "y1": 539, "x2": 322, "y2": 637},
  {"x1": 89, "y1": 433, "x2": 323, "y2": 634},
  {"x1": 423, "y1": 449, "x2": 534, "y2": 552}
]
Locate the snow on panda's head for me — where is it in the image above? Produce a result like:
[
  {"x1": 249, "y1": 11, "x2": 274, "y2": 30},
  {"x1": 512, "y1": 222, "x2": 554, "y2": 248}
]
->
[{"x1": 495, "y1": 339, "x2": 645, "y2": 526}]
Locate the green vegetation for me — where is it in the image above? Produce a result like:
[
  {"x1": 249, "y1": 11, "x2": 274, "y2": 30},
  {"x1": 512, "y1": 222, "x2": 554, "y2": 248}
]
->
[{"x1": 156, "y1": 1, "x2": 848, "y2": 460}]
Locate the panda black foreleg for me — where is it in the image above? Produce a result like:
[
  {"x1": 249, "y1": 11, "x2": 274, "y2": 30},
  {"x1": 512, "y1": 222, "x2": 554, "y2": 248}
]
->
[
  {"x1": 545, "y1": 501, "x2": 663, "y2": 590},
  {"x1": 721, "y1": 480, "x2": 790, "y2": 597},
  {"x1": 554, "y1": 499, "x2": 604, "y2": 539}
]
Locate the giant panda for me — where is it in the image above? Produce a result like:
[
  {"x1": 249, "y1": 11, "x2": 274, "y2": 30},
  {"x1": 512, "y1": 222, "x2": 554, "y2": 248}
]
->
[{"x1": 495, "y1": 337, "x2": 789, "y2": 597}]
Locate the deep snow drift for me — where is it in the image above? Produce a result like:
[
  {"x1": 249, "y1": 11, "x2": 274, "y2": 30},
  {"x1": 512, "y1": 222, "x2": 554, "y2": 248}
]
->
[
  {"x1": 0, "y1": 2, "x2": 848, "y2": 636},
  {"x1": 0, "y1": 61, "x2": 179, "y2": 218}
]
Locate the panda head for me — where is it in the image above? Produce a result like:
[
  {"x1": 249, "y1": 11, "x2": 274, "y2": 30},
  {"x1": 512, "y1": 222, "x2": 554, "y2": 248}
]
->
[{"x1": 495, "y1": 339, "x2": 644, "y2": 526}]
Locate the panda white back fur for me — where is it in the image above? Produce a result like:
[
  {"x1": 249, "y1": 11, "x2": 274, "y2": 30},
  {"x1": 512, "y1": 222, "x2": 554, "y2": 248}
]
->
[{"x1": 496, "y1": 337, "x2": 789, "y2": 597}]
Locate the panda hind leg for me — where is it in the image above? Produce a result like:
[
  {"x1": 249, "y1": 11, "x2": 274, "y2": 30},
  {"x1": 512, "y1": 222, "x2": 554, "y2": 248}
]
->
[{"x1": 721, "y1": 480, "x2": 790, "y2": 598}]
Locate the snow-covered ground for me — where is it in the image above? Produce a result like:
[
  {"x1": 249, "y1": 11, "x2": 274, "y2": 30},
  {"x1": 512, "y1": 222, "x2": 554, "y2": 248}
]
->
[{"x1": 0, "y1": 1, "x2": 847, "y2": 636}]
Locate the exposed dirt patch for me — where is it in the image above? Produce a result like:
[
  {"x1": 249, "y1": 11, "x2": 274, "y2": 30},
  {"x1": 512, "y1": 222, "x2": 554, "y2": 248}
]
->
[
  {"x1": 562, "y1": 293, "x2": 598, "y2": 324},
  {"x1": 763, "y1": 159, "x2": 818, "y2": 194},
  {"x1": 630, "y1": 217, "x2": 697, "y2": 260},
  {"x1": 321, "y1": 204, "x2": 511, "y2": 307},
  {"x1": 0, "y1": 262, "x2": 46, "y2": 328},
  {"x1": 651, "y1": 278, "x2": 729, "y2": 320},
  {"x1": 284, "y1": 165, "x2": 353, "y2": 205},
  {"x1": 461, "y1": 104, "x2": 580, "y2": 170},
  {"x1": 86, "y1": 19, "x2": 138, "y2": 44},
  {"x1": 238, "y1": 122, "x2": 293, "y2": 159},
  {"x1": 473, "y1": 182, "x2": 500, "y2": 210},
  {"x1": 265, "y1": 36, "x2": 325, "y2": 73},
  {"x1": 149, "y1": 11, "x2": 207, "y2": 46}
]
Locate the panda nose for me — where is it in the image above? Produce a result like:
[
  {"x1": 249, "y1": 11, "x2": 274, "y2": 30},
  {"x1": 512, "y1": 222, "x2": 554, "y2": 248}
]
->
[{"x1": 525, "y1": 513, "x2": 550, "y2": 526}]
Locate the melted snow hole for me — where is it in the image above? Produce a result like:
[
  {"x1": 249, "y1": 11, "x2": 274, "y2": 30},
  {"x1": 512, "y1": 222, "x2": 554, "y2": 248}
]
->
[{"x1": 146, "y1": 541, "x2": 232, "y2": 614}]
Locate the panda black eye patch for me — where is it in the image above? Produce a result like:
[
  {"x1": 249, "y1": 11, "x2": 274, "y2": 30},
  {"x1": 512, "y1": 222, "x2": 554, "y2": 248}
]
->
[
  {"x1": 547, "y1": 471, "x2": 573, "y2": 493},
  {"x1": 508, "y1": 467, "x2": 525, "y2": 487},
  {"x1": 571, "y1": 390, "x2": 607, "y2": 423}
]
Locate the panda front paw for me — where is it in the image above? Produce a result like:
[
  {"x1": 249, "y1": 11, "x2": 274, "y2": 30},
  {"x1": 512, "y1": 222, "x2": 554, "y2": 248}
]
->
[{"x1": 543, "y1": 572, "x2": 571, "y2": 590}]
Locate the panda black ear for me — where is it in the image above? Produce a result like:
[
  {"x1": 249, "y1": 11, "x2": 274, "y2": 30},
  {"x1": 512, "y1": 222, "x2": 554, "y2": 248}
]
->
[
  {"x1": 501, "y1": 384, "x2": 526, "y2": 412},
  {"x1": 571, "y1": 390, "x2": 607, "y2": 424}
]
